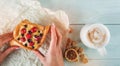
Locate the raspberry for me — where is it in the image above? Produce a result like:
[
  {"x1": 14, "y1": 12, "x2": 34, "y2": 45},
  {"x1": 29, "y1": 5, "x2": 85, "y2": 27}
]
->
[
  {"x1": 26, "y1": 33, "x2": 32, "y2": 39},
  {"x1": 35, "y1": 36, "x2": 41, "y2": 41},
  {"x1": 21, "y1": 28, "x2": 26, "y2": 34},
  {"x1": 29, "y1": 42, "x2": 34, "y2": 46},
  {"x1": 31, "y1": 27, "x2": 37, "y2": 33},
  {"x1": 20, "y1": 37, "x2": 26, "y2": 42}
]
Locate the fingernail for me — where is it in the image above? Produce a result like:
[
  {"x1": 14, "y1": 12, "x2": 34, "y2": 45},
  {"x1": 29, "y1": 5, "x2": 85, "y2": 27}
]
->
[
  {"x1": 14, "y1": 47, "x2": 20, "y2": 49},
  {"x1": 15, "y1": 47, "x2": 20, "y2": 49},
  {"x1": 52, "y1": 23, "x2": 55, "y2": 27}
]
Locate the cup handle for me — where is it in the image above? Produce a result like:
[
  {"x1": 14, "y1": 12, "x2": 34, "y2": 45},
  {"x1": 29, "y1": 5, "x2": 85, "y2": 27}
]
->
[{"x1": 97, "y1": 47, "x2": 107, "y2": 56}]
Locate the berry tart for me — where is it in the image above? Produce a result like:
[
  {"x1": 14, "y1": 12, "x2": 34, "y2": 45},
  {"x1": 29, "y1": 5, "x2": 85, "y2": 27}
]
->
[{"x1": 10, "y1": 19, "x2": 50, "y2": 50}]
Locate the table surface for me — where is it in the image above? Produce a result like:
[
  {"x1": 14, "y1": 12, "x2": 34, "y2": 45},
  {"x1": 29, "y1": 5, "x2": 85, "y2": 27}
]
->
[{"x1": 39, "y1": 0, "x2": 120, "y2": 66}]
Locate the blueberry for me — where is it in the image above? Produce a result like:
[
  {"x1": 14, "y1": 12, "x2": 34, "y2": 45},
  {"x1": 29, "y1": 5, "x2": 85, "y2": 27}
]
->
[
  {"x1": 39, "y1": 33, "x2": 43, "y2": 37},
  {"x1": 38, "y1": 31, "x2": 40, "y2": 33},
  {"x1": 21, "y1": 34, "x2": 24, "y2": 36},
  {"x1": 27, "y1": 39, "x2": 32, "y2": 43},
  {"x1": 24, "y1": 25, "x2": 27, "y2": 28},
  {"x1": 34, "y1": 35, "x2": 37, "y2": 38},
  {"x1": 32, "y1": 46, "x2": 34, "y2": 49},
  {"x1": 28, "y1": 30, "x2": 32, "y2": 34},
  {"x1": 37, "y1": 41, "x2": 40, "y2": 43},
  {"x1": 24, "y1": 43, "x2": 27, "y2": 47},
  {"x1": 17, "y1": 38, "x2": 20, "y2": 40}
]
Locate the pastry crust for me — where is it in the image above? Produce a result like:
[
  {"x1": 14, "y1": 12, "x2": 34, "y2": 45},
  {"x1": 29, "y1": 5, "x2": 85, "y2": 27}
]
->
[{"x1": 10, "y1": 19, "x2": 50, "y2": 50}]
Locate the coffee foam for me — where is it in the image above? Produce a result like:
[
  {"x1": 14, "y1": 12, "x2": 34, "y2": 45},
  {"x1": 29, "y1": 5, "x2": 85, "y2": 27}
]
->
[
  {"x1": 80, "y1": 24, "x2": 110, "y2": 49},
  {"x1": 87, "y1": 25, "x2": 106, "y2": 48}
]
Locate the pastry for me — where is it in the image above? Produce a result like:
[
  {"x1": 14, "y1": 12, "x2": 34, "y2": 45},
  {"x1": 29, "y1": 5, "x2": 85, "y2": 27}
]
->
[
  {"x1": 10, "y1": 19, "x2": 50, "y2": 50},
  {"x1": 65, "y1": 48, "x2": 79, "y2": 62}
]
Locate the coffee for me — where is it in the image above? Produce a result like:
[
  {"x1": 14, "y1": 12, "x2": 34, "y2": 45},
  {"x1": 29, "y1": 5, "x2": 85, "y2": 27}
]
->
[
  {"x1": 80, "y1": 24, "x2": 110, "y2": 55},
  {"x1": 87, "y1": 26, "x2": 106, "y2": 48}
]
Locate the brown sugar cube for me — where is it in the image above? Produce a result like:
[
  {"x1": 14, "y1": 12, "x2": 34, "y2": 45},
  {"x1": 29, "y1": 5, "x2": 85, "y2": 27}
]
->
[
  {"x1": 79, "y1": 54, "x2": 85, "y2": 58},
  {"x1": 66, "y1": 43, "x2": 72, "y2": 49},
  {"x1": 71, "y1": 41, "x2": 77, "y2": 47},
  {"x1": 77, "y1": 47, "x2": 84, "y2": 54},
  {"x1": 67, "y1": 38, "x2": 73, "y2": 43},
  {"x1": 73, "y1": 46, "x2": 79, "y2": 51},
  {"x1": 79, "y1": 54, "x2": 88, "y2": 64},
  {"x1": 66, "y1": 44, "x2": 71, "y2": 49},
  {"x1": 68, "y1": 27, "x2": 73, "y2": 33},
  {"x1": 66, "y1": 38, "x2": 73, "y2": 49},
  {"x1": 81, "y1": 58, "x2": 88, "y2": 64},
  {"x1": 67, "y1": 38, "x2": 71, "y2": 43}
]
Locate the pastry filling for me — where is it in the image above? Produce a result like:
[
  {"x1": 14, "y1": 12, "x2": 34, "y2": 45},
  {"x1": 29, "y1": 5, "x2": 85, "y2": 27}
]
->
[{"x1": 16, "y1": 24, "x2": 43, "y2": 49}]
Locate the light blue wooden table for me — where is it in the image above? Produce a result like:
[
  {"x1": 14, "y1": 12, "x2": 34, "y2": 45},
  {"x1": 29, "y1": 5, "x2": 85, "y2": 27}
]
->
[{"x1": 39, "y1": 0, "x2": 120, "y2": 66}]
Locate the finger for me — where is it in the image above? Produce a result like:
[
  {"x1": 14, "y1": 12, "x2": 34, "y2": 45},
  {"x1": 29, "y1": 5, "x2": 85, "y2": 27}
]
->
[
  {"x1": 56, "y1": 47, "x2": 64, "y2": 65},
  {"x1": 0, "y1": 32, "x2": 13, "y2": 46},
  {"x1": 49, "y1": 24, "x2": 57, "y2": 50},
  {"x1": 0, "y1": 32, "x2": 13, "y2": 40},
  {"x1": 0, "y1": 37, "x2": 13, "y2": 48},
  {"x1": 3, "y1": 32, "x2": 13, "y2": 41},
  {"x1": 33, "y1": 50, "x2": 45, "y2": 63},
  {"x1": 55, "y1": 28, "x2": 62, "y2": 48},
  {"x1": 0, "y1": 46, "x2": 19, "y2": 61}
]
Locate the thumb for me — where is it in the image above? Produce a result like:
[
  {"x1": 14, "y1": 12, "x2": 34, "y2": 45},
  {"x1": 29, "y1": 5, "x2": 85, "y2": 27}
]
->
[
  {"x1": 33, "y1": 50, "x2": 45, "y2": 63},
  {"x1": 0, "y1": 46, "x2": 19, "y2": 63}
]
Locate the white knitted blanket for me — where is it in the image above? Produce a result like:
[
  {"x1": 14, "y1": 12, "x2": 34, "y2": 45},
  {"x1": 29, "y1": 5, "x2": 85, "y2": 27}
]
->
[{"x1": 0, "y1": 0, "x2": 69, "y2": 66}]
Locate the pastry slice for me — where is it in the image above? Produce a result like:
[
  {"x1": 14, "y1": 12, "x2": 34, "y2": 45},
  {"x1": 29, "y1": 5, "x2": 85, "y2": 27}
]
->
[{"x1": 10, "y1": 19, "x2": 50, "y2": 50}]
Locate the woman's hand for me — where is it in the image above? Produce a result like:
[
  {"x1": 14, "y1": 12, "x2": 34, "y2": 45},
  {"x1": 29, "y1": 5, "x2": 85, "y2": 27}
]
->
[
  {"x1": 0, "y1": 32, "x2": 19, "y2": 64},
  {"x1": 33, "y1": 24, "x2": 64, "y2": 66}
]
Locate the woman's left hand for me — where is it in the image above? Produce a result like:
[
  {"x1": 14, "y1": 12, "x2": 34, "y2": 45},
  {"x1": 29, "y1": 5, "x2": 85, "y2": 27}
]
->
[{"x1": 0, "y1": 32, "x2": 19, "y2": 64}]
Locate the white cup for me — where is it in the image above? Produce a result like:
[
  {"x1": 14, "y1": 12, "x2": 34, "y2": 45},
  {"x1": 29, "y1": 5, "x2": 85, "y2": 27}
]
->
[{"x1": 80, "y1": 23, "x2": 110, "y2": 56}]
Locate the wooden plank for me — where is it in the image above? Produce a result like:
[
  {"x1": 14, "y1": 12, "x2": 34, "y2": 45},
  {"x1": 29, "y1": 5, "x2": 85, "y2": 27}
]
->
[
  {"x1": 64, "y1": 60, "x2": 120, "y2": 66},
  {"x1": 39, "y1": 0, "x2": 120, "y2": 24},
  {"x1": 69, "y1": 25, "x2": 120, "y2": 59}
]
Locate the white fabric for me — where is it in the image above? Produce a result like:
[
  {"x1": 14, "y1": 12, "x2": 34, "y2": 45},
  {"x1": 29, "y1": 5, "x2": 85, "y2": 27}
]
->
[{"x1": 0, "y1": 0, "x2": 69, "y2": 66}]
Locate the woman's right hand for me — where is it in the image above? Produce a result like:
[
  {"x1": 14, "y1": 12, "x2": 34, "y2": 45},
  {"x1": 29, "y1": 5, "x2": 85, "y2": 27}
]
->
[{"x1": 33, "y1": 24, "x2": 64, "y2": 66}]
